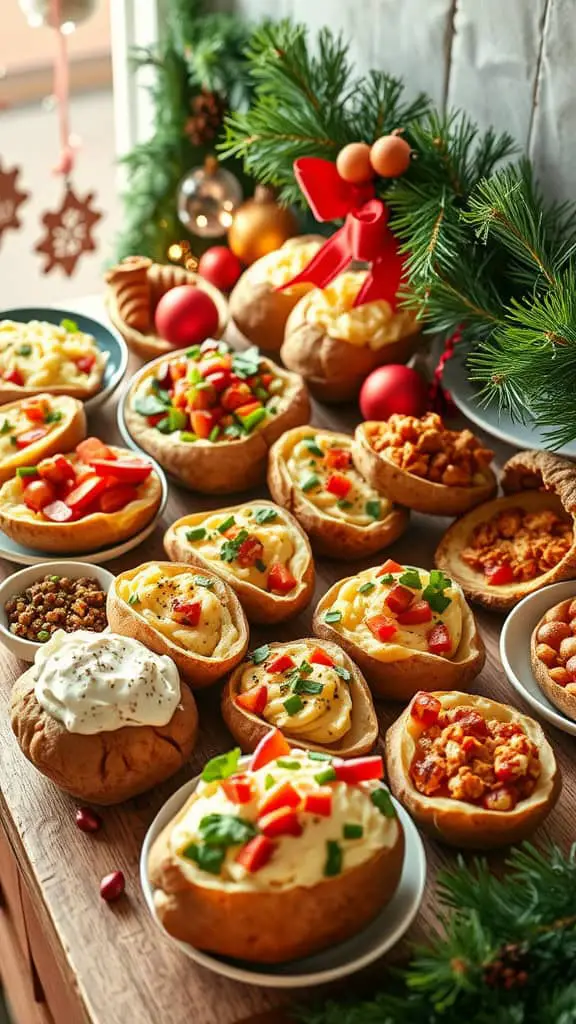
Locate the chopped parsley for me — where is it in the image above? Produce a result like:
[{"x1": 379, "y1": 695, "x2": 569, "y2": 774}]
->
[
  {"x1": 334, "y1": 666, "x2": 351, "y2": 681},
  {"x1": 292, "y1": 679, "x2": 323, "y2": 695},
  {"x1": 44, "y1": 410, "x2": 63, "y2": 424},
  {"x1": 181, "y1": 843, "x2": 225, "y2": 875},
  {"x1": 232, "y1": 346, "x2": 262, "y2": 379},
  {"x1": 186, "y1": 344, "x2": 201, "y2": 360},
  {"x1": 264, "y1": 774, "x2": 276, "y2": 790},
  {"x1": 250, "y1": 644, "x2": 270, "y2": 665},
  {"x1": 324, "y1": 840, "x2": 343, "y2": 877},
  {"x1": 365, "y1": 499, "x2": 381, "y2": 520},
  {"x1": 253, "y1": 507, "x2": 278, "y2": 525},
  {"x1": 217, "y1": 515, "x2": 236, "y2": 533},
  {"x1": 201, "y1": 747, "x2": 241, "y2": 782},
  {"x1": 134, "y1": 393, "x2": 170, "y2": 417},
  {"x1": 358, "y1": 581, "x2": 375, "y2": 595},
  {"x1": 283, "y1": 695, "x2": 304, "y2": 715},
  {"x1": 186, "y1": 527, "x2": 206, "y2": 542},
  {"x1": 0, "y1": 419, "x2": 13, "y2": 434},
  {"x1": 193, "y1": 575, "x2": 214, "y2": 588},
  {"x1": 399, "y1": 568, "x2": 422, "y2": 590},
  {"x1": 60, "y1": 318, "x2": 78, "y2": 333},
  {"x1": 298, "y1": 660, "x2": 313, "y2": 676},
  {"x1": 220, "y1": 529, "x2": 249, "y2": 562},
  {"x1": 198, "y1": 813, "x2": 257, "y2": 847},
  {"x1": 324, "y1": 609, "x2": 342, "y2": 624},
  {"x1": 302, "y1": 474, "x2": 320, "y2": 492},
  {"x1": 422, "y1": 569, "x2": 453, "y2": 613},
  {"x1": 379, "y1": 573, "x2": 395, "y2": 585}
]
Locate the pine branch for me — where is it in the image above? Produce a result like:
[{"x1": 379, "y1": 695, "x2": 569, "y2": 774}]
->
[{"x1": 352, "y1": 71, "x2": 430, "y2": 142}]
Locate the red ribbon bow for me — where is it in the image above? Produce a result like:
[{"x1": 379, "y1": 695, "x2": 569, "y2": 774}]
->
[{"x1": 278, "y1": 157, "x2": 405, "y2": 309}]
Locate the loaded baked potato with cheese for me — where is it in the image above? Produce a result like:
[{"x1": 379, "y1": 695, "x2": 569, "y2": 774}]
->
[
  {"x1": 163, "y1": 500, "x2": 314, "y2": 624},
  {"x1": 0, "y1": 318, "x2": 107, "y2": 402},
  {"x1": 148, "y1": 732, "x2": 404, "y2": 962},
  {"x1": 313, "y1": 558, "x2": 484, "y2": 700},
  {"x1": 268, "y1": 426, "x2": 409, "y2": 560},
  {"x1": 0, "y1": 393, "x2": 86, "y2": 483}
]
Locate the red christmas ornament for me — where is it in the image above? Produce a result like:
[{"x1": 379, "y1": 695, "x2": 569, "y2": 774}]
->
[
  {"x1": 360, "y1": 364, "x2": 429, "y2": 421},
  {"x1": 35, "y1": 184, "x2": 101, "y2": 276},
  {"x1": 198, "y1": 246, "x2": 243, "y2": 291},
  {"x1": 0, "y1": 160, "x2": 29, "y2": 247},
  {"x1": 155, "y1": 285, "x2": 220, "y2": 347}
]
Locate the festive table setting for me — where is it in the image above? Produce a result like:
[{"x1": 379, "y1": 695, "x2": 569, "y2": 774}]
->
[{"x1": 2, "y1": 11, "x2": 576, "y2": 1024}]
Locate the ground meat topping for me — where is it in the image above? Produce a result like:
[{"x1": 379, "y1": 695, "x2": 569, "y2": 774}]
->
[
  {"x1": 367, "y1": 412, "x2": 494, "y2": 487},
  {"x1": 5, "y1": 574, "x2": 107, "y2": 642},
  {"x1": 460, "y1": 507, "x2": 572, "y2": 584}
]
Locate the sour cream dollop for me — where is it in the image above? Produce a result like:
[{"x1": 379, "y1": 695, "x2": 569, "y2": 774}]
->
[{"x1": 33, "y1": 629, "x2": 181, "y2": 735}]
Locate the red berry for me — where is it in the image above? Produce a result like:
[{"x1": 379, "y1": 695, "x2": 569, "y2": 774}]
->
[
  {"x1": 100, "y1": 871, "x2": 125, "y2": 902},
  {"x1": 75, "y1": 807, "x2": 102, "y2": 833}
]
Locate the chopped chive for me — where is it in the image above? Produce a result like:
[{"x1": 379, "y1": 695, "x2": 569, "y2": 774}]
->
[
  {"x1": 16, "y1": 466, "x2": 39, "y2": 478},
  {"x1": 379, "y1": 573, "x2": 394, "y2": 584},
  {"x1": 218, "y1": 515, "x2": 236, "y2": 533},
  {"x1": 399, "y1": 569, "x2": 422, "y2": 590},
  {"x1": 343, "y1": 823, "x2": 363, "y2": 840},
  {"x1": 324, "y1": 840, "x2": 342, "y2": 877},
  {"x1": 337, "y1": 499, "x2": 353, "y2": 510},
  {"x1": 276, "y1": 757, "x2": 301, "y2": 769},
  {"x1": 283, "y1": 695, "x2": 304, "y2": 716},
  {"x1": 302, "y1": 474, "x2": 320, "y2": 492},
  {"x1": 264, "y1": 774, "x2": 276, "y2": 790},
  {"x1": 323, "y1": 610, "x2": 342, "y2": 624},
  {"x1": 304, "y1": 438, "x2": 325, "y2": 458},
  {"x1": 253, "y1": 507, "x2": 277, "y2": 524},
  {"x1": 371, "y1": 787, "x2": 396, "y2": 818},
  {"x1": 358, "y1": 581, "x2": 375, "y2": 594},
  {"x1": 128, "y1": 593, "x2": 140, "y2": 606},
  {"x1": 44, "y1": 410, "x2": 62, "y2": 424},
  {"x1": 186, "y1": 345, "x2": 201, "y2": 359},
  {"x1": 365, "y1": 499, "x2": 381, "y2": 520},
  {"x1": 255, "y1": 558, "x2": 266, "y2": 573},
  {"x1": 180, "y1": 432, "x2": 198, "y2": 443},
  {"x1": 186, "y1": 527, "x2": 206, "y2": 542},
  {"x1": 308, "y1": 752, "x2": 332, "y2": 762},
  {"x1": 315, "y1": 767, "x2": 337, "y2": 785}
]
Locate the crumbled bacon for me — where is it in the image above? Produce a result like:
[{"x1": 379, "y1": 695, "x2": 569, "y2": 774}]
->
[
  {"x1": 461, "y1": 506, "x2": 572, "y2": 583},
  {"x1": 368, "y1": 412, "x2": 494, "y2": 487}
]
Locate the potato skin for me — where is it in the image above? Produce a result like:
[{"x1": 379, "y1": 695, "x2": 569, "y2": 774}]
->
[
  {"x1": 385, "y1": 691, "x2": 560, "y2": 849},
  {"x1": 221, "y1": 638, "x2": 378, "y2": 757},
  {"x1": 267, "y1": 426, "x2": 409, "y2": 561},
  {"x1": 123, "y1": 353, "x2": 311, "y2": 494},
  {"x1": 0, "y1": 394, "x2": 86, "y2": 483},
  {"x1": 352, "y1": 422, "x2": 497, "y2": 517},
  {"x1": 106, "y1": 562, "x2": 249, "y2": 689},
  {"x1": 530, "y1": 598, "x2": 576, "y2": 721},
  {"x1": 148, "y1": 794, "x2": 404, "y2": 963},
  {"x1": 163, "y1": 501, "x2": 315, "y2": 625},
  {"x1": 10, "y1": 668, "x2": 198, "y2": 805}
]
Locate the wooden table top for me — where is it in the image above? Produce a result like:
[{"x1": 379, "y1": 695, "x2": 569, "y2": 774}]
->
[{"x1": 0, "y1": 298, "x2": 574, "y2": 1024}]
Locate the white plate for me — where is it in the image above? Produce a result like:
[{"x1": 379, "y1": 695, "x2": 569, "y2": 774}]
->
[
  {"x1": 140, "y1": 774, "x2": 426, "y2": 988},
  {"x1": 0, "y1": 458, "x2": 168, "y2": 567},
  {"x1": 442, "y1": 342, "x2": 576, "y2": 457},
  {"x1": 500, "y1": 580, "x2": 576, "y2": 737}
]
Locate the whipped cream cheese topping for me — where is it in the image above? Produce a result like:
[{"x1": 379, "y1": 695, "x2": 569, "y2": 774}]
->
[{"x1": 33, "y1": 629, "x2": 181, "y2": 735}]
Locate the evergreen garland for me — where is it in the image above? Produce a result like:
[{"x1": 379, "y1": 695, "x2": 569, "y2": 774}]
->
[
  {"x1": 221, "y1": 22, "x2": 576, "y2": 446},
  {"x1": 296, "y1": 843, "x2": 576, "y2": 1024}
]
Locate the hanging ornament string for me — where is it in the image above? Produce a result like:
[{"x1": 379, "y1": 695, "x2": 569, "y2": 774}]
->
[
  {"x1": 51, "y1": 0, "x2": 74, "y2": 176},
  {"x1": 429, "y1": 327, "x2": 462, "y2": 415},
  {"x1": 277, "y1": 157, "x2": 406, "y2": 309}
]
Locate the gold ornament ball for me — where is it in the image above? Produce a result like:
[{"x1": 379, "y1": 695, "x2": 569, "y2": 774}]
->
[
  {"x1": 370, "y1": 134, "x2": 412, "y2": 178},
  {"x1": 336, "y1": 142, "x2": 374, "y2": 184},
  {"x1": 228, "y1": 185, "x2": 299, "y2": 265},
  {"x1": 177, "y1": 157, "x2": 243, "y2": 239}
]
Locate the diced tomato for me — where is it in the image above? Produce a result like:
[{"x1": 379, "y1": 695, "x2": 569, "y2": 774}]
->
[
  {"x1": 235, "y1": 400, "x2": 262, "y2": 420},
  {"x1": 385, "y1": 584, "x2": 414, "y2": 614},
  {"x1": 258, "y1": 806, "x2": 302, "y2": 838},
  {"x1": 37, "y1": 454, "x2": 77, "y2": 486},
  {"x1": 427, "y1": 624, "x2": 452, "y2": 655},
  {"x1": 326, "y1": 473, "x2": 352, "y2": 499},
  {"x1": 235, "y1": 835, "x2": 275, "y2": 873},
  {"x1": 235, "y1": 685, "x2": 268, "y2": 715},
  {"x1": 204, "y1": 370, "x2": 230, "y2": 392},
  {"x1": 259, "y1": 373, "x2": 273, "y2": 390},
  {"x1": 450, "y1": 709, "x2": 489, "y2": 738},
  {"x1": 266, "y1": 654, "x2": 295, "y2": 674},
  {"x1": 267, "y1": 563, "x2": 297, "y2": 595},
  {"x1": 42, "y1": 499, "x2": 74, "y2": 522},
  {"x1": 325, "y1": 447, "x2": 352, "y2": 470},
  {"x1": 90, "y1": 459, "x2": 152, "y2": 485},
  {"x1": 237, "y1": 535, "x2": 264, "y2": 568},
  {"x1": 169, "y1": 360, "x2": 187, "y2": 383},
  {"x1": 334, "y1": 756, "x2": 384, "y2": 784},
  {"x1": 221, "y1": 775, "x2": 253, "y2": 805},
  {"x1": 23, "y1": 479, "x2": 56, "y2": 512},
  {"x1": 410, "y1": 692, "x2": 442, "y2": 727},
  {"x1": 188, "y1": 385, "x2": 216, "y2": 411},
  {"x1": 309, "y1": 648, "x2": 335, "y2": 668},
  {"x1": 397, "y1": 599, "x2": 432, "y2": 625},
  {"x1": 3, "y1": 368, "x2": 24, "y2": 386},
  {"x1": 221, "y1": 382, "x2": 253, "y2": 412},
  {"x1": 99, "y1": 484, "x2": 138, "y2": 514},
  {"x1": 76, "y1": 437, "x2": 116, "y2": 463},
  {"x1": 65, "y1": 475, "x2": 109, "y2": 514},
  {"x1": 250, "y1": 728, "x2": 291, "y2": 771},
  {"x1": 16, "y1": 427, "x2": 49, "y2": 450},
  {"x1": 191, "y1": 409, "x2": 216, "y2": 439},
  {"x1": 76, "y1": 354, "x2": 96, "y2": 374},
  {"x1": 199, "y1": 355, "x2": 231, "y2": 378},
  {"x1": 172, "y1": 600, "x2": 201, "y2": 627},
  {"x1": 484, "y1": 563, "x2": 515, "y2": 586},
  {"x1": 366, "y1": 615, "x2": 398, "y2": 642},
  {"x1": 147, "y1": 412, "x2": 166, "y2": 427},
  {"x1": 259, "y1": 780, "x2": 301, "y2": 816},
  {"x1": 377, "y1": 559, "x2": 404, "y2": 575},
  {"x1": 302, "y1": 788, "x2": 332, "y2": 817},
  {"x1": 23, "y1": 399, "x2": 49, "y2": 423}
]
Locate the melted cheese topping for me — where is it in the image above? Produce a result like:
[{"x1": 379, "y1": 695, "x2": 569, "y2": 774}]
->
[
  {"x1": 175, "y1": 504, "x2": 309, "y2": 590},
  {"x1": 0, "y1": 397, "x2": 66, "y2": 459},
  {"x1": 248, "y1": 240, "x2": 322, "y2": 291},
  {"x1": 169, "y1": 750, "x2": 399, "y2": 892},
  {"x1": 117, "y1": 563, "x2": 239, "y2": 658},
  {"x1": 286, "y1": 430, "x2": 391, "y2": 527},
  {"x1": 0, "y1": 320, "x2": 106, "y2": 387},
  {"x1": 238, "y1": 642, "x2": 352, "y2": 743},
  {"x1": 324, "y1": 566, "x2": 463, "y2": 661},
  {"x1": 303, "y1": 271, "x2": 419, "y2": 349}
]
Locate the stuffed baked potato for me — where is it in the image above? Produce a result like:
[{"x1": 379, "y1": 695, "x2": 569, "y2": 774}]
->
[
  {"x1": 0, "y1": 393, "x2": 86, "y2": 483},
  {"x1": 531, "y1": 596, "x2": 576, "y2": 721},
  {"x1": 0, "y1": 317, "x2": 107, "y2": 403}
]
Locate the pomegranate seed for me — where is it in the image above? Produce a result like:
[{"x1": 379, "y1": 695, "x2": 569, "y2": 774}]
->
[
  {"x1": 100, "y1": 871, "x2": 125, "y2": 902},
  {"x1": 75, "y1": 807, "x2": 102, "y2": 833}
]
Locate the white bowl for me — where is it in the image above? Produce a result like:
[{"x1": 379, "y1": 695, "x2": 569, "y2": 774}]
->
[
  {"x1": 0, "y1": 561, "x2": 115, "y2": 663},
  {"x1": 500, "y1": 580, "x2": 576, "y2": 737}
]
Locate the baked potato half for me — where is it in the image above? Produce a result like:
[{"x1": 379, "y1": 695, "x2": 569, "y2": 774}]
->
[
  {"x1": 163, "y1": 500, "x2": 314, "y2": 624},
  {"x1": 148, "y1": 740, "x2": 404, "y2": 962},
  {"x1": 353, "y1": 414, "x2": 497, "y2": 516},
  {"x1": 531, "y1": 596, "x2": 576, "y2": 721},
  {"x1": 107, "y1": 561, "x2": 249, "y2": 689},
  {"x1": 0, "y1": 393, "x2": 86, "y2": 483},
  {"x1": 0, "y1": 317, "x2": 107, "y2": 403},
  {"x1": 386, "y1": 691, "x2": 560, "y2": 848},
  {"x1": 280, "y1": 271, "x2": 421, "y2": 402},
  {"x1": 313, "y1": 558, "x2": 485, "y2": 701},
  {"x1": 435, "y1": 451, "x2": 576, "y2": 611},
  {"x1": 221, "y1": 638, "x2": 378, "y2": 757},
  {"x1": 123, "y1": 340, "x2": 310, "y2": 493},
  {"x1": 267, "y1": 425, "x2": 409, "y2": 560}
]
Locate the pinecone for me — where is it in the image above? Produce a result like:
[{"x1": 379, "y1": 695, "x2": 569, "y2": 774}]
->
[
  {"x1": 185, "y1": 89, "x2": 226, "y2": 146},
  {"x1": 483, "y1": 942, "x2": 530, "y2": 990}
]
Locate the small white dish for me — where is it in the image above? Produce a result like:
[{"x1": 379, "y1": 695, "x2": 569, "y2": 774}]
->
[
  {"x1": 140, "y1": 773, "x2": 426, "y2": 989},
  {"x1": 500, "y1": 580, "x2": 576, "y2": 737},
  {"x1": 0, "y1": 561, "x2": 115, "y2": 662}
]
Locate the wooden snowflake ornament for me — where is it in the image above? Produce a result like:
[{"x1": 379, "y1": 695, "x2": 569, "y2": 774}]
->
[
  {"x1": 35, "y1": 184, "x2": 101, "y2": 276},
  {"x1": 0, "y1": 161, "x2": 29, "y2": 248}
]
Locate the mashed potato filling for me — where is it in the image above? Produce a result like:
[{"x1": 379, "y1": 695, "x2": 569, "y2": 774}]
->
[
  {"x1": 248, "y1": 240, "x2": 322, "y2": 291},
  {"x1": 0, "y1": 319, "x2": 106, "y2": 387},
  {"x1": 303, "y1": 271, "x2": 419, "y2": 350}
]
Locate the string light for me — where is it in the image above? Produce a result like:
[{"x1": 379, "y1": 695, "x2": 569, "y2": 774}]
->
[{"x1": 168, "y1": 243, "x2": 184, "y2": 262}]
